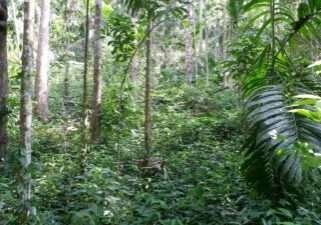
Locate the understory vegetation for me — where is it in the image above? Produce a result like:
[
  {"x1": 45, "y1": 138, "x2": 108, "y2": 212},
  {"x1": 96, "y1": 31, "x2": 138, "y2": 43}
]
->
[{"x1": 2, "y1": 0, "x2": 321, "y2": 224}]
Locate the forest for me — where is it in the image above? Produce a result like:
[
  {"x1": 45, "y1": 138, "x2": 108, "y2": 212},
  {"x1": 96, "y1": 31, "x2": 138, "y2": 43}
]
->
[{"x1": 2, "y1": 0, "x2": 321, "y2": 224}]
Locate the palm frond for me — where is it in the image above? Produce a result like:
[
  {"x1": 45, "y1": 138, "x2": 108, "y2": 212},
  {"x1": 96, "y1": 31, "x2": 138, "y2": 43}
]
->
[
  {"x1": 242, "y1": 82, "x2": 321, "y2": 199},
  {"x1": 227, "y1": 0, "x2": 244, "y2": 26}
]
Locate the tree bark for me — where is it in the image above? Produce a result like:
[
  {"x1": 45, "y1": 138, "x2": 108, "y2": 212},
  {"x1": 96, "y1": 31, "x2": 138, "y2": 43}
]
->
[
  {"x1": 81, "y1": 0, "x2": 90, "y2": 170},
  {"x1": 184, "y1": 3, "x2": 193, "y2": 86},
  {"x1": 0, "y1": 0, "x2": 8, "y2": 161},
  {"x1": 145, "y1": 10, "x2": 152, "y2": 160},
  {"x1": 19, "y1": 0, "x2": 35, "y2": 222},
  {"x1": 36, "y1": 0, "x2": 50, "y2": 122},
  {"x1": 92, "y1": 0, "x2": 102, "y2": 142}
]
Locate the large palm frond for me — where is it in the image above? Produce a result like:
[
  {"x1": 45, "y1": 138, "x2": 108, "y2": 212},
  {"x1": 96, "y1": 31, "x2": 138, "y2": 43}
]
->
[
  {"x1": 242, "y1": 81, "x2": 321, "y2": 199},
  {"x1": 239, "y1": 0, "x2": 321, "y2": 201}
]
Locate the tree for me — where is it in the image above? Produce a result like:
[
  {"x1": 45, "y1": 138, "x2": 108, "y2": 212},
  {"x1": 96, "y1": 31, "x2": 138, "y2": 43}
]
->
[
  {"x1": 0, "y1": 0, "x2": 8, "y2": 161},
  {"x1": 92, "y1": 0, "x2": 102, "y2": 142},
  {"x1": 144, "y1": 4, "x2": 152, "y2": 159},
  {"x1": 63, "y1": 0, "x2": 75, "y2": 107},
  {"x1": 131, "y1": 39, "x2": 139, "y2": 85},
  {"x1": 184, "y1": 3, "x2": 193, "y2": 86},
  {"x1": 122, "y1": 0, "x2": 155, "y2": 160},
  {"x1": 36, "y1": 0, "x2": 50, "y2": 122},
  {"x1": 122, "y1": 0, "x2": 187, "y2": 161},
  {"x1": 221, "y1": 0, "x2": 228, "y2": 88},
  {"x1": 81, "y1": 0, "x2": 90, "y2": 169},
  {"x1": 18, "y1": 0, "x2": 36, "y2": 222}
]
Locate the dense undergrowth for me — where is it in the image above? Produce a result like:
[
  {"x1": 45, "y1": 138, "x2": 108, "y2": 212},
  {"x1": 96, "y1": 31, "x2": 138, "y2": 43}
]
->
[{"x1": 1, "y1": 85, "x2": 321, "y2": 225}]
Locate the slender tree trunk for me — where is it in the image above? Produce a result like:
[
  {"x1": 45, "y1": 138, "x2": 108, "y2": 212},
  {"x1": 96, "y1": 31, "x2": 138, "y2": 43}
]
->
[
  {"x1": 63, "y1": 0, "x2": 71, "y2": 105},
  {"x1": 221, "y1": 0, "x2": 228, "y2": 88},
  {"x1": 9, "y1": 0, "x2": 20, "y2": 46},
  {"x1": 81, "y1": 0, "x2": 90, "y2": 170},
  {"x1": 214, "y1": 19, "x2": 220, "y2": 63},
  {"x1": 184, "y1": 3, "x2": 193, "y2": 86},
  {"x1": 192, "y1": 2, "x2": 198, "y2": 83},
  {"x1": 131, "y1": 40, "x2": 139, "y2": 85},
  {"x1": 18, "y1": 0, "x2": 35, "y2": 222},
  {"x1": 0, "y1": 0, "x2": 8, "y2": 161},
  {"x1": 36, "y1": 0, "x2": 50, "y2": 122},
  {"x1": 205, "y1": 27, "x2": 209, "y2": 85},
  {"x1": 203, "y1": 0, "x2": 209, "y2": 85},
  {"x1": 198, "y1": 0, "x2": 204, "y2": 55},
  {"x1": 92, "y1": 0, "x2": 102, "y2": 142},
  {"x1": 270, "y1": 0, "x2": 276, "y2": 77},
  {"x1": 145, "y1": 10, "x2": 152, "y2": 160}
]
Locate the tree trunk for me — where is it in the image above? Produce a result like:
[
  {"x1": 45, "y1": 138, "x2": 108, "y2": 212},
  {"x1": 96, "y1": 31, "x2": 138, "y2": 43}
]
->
[
  {"x1": 81, "y1": 0, "x2": 90, "y2": 170},
  {"x1": 9, "y1": 0, "x2": 20, "y2": 46},
  {"x1": 198, "y1": 0, "x2": 204, "y2": 55},
  {"x1": 36, "y1": 0, "x2": 50, "y2": 122},
  {"x1": 131, "y1": 40, "x2": 139, "y2": 85},
  {"x1": 18, "y1": 0, "x2": 36, "y2": 222},
  {"x1": 221, "y1": 0, "x2": 228, "y2": 88},
  {"x1": 184, "y1": 3, "x2": 193, "y2": 86},
  {"x1": 63, "y1": 0, "x2": 71, "y2": 106},
  {"x1": 192, "y1": 2, "x2": 198, "y2": 83},
  {"x1": 92, "y1": 0, "x2": 102, "y2": 142},
  {"x1": 0, "y1": 0, "x2": 8, "y2": 161},
  {"x1": 205, "y1": 27, "x2": 209, "y2": 85},
  {"x1": 145, "y1": 10, "x2": 152, "y2": 160}
]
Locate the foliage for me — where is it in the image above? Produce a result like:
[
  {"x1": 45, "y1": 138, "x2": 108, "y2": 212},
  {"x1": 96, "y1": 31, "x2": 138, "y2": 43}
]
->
[{"x1": 229, "y1": 0, "x2": 321, "y2": 203}]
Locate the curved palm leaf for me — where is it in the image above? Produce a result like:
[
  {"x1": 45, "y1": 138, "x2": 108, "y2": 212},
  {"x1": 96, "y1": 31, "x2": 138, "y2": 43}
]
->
[{"x1": 242, "y1": 83, "x2": 321, "y2": 199}]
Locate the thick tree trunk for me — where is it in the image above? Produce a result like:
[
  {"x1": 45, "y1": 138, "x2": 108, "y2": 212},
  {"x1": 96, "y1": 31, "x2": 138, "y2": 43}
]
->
[
  {"x1": 36, "y1": 0, "x2": 50, "y2": 122},
  {"x1": 0, "y1": 0, "x2": 8, "y2": 161},
  {"x1": 184, "y1": 4, "x2": 193, "y2": 86},
  {"x1": 81, "y1": 0, "x2": 90, "y2": 170},
  {"x1": 145, "y1": 11, "x2": 152, "y2": 160},
  {"x1": 19, "y1": 0, "x2": 35, "y2": 222},
  {"x1": 92, "y1": 0, "x2": 102, "y2": 142}
]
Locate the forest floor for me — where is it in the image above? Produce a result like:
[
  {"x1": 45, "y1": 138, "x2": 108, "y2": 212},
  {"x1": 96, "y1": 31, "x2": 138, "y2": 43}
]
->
[
  {"x1": 29, "y1": 89, "x2": 261, "y2": 225},
  {"x1": 2, "y1": 88, "x2": 313, "y2": 224}
]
